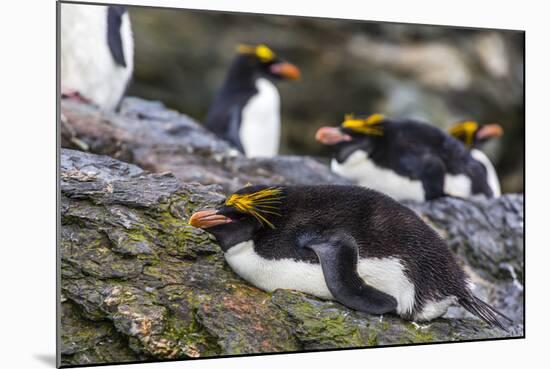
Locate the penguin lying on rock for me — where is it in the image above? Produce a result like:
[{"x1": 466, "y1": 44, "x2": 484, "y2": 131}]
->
[
  {"x1": 448, "y1": 120, "x2": 503, "y2": 197},
  {"x1": 205, "y1": 44, "x2": 300, "y2": 157},
  {"x1": 315, "y1": 114, "x2": 498, "y2": 201},
  {"x1": 189, "y1": 184, "x2": 511, "y2": 329},
  {"x1": 61, "y1": 3, "x2": 134, "y2": 110}
]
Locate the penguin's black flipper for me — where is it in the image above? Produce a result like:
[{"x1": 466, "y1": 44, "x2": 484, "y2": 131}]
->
[
  {"x1": 205, "y1": 95, "x2": 248, "y2": 153},
  {"x1": 226, "y1": 106, "x2": 245, "y2": 153},
  {"x1": 416, "y1": 154, "x2": 446, "y2": 200},
  {"x1": 305, "y1": 235, "x2": 397, "y2": 315},
  {"x1": 107, "y1": 6, "x2": 127, "y2": 67}
]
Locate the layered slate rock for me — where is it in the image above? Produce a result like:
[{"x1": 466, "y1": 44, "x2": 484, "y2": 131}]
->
[{"x1": 60, "y1": 148, "x2": 524, "y2": 366}]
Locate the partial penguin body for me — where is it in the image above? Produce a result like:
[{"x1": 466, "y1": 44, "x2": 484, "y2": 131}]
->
[
  {"x1": 61, "y1": 3, "x2": 134, "y2": 110},
  {"x1": 448, "y1": 121, "x2": 503, "y2": 197},
  {"x1": 239, "y1": 78, "x2": 281, "y2": 157},
  {"x1": 331, "y1": 150, "x2": 427, "y2": 202},
  {"x1": 470, "y1": 149, "x2": 501, "y2": 196},
  {"x1": 190, "y1": 185, "x2": 510, "y2": 328},
  {"x1": 206, "y1": 68, "x2": 281, "y2": 156},
  {"x1": 220, "y1": 185, "x2": 463, "y2": 321},
  {"x1": 224, "y1": 239, "x2": 428, "y2": 318},
  {"x1": 317, "y1": 116, "x2": 495, "y2": 201},
  {"x1": 205, "y1": 45, "x2": 299, "y2": 157}
]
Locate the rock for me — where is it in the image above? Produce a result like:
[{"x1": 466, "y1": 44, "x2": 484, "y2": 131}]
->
[
  {"x1": 271, "y1": 290, "x2": 521, "y2": 349},
  {"x1": 348, "y1": 35, "x2": 473, "y2": 91},
  {"x1": 61, "y1": 97, "x2": 350, "y2": 193},
  {"x1": 60, "y1": 301, "x2": 141, "y2": 365},
  {"x1": 406, "y1": 195, "x2": 524, "y2": 283},
  {"x1": 60, "y1": 148, "x2": 523, "y2": 366}
]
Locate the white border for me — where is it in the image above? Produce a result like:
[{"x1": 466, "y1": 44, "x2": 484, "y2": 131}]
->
[{"x1": 2, "y1": 0, "x2": 547, "y2": 368}]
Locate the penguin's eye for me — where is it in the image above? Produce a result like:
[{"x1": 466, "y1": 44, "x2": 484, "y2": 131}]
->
[{"x1": 217, "y1": 206, "x2": 248, "y2": 220}]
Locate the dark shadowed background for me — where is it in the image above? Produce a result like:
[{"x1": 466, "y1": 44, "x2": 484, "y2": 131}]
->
[{"x1": 126, "y1": 6, "x2": 524, "y2": 193}]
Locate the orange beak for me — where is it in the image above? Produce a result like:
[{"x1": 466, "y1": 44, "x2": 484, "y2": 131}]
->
[
  {"x1": 270, "y1": 62, "x2": 301, "y2": 80},
  {"x1": 476, "y1": 124, "x2": 503, "y2": 140},
  {"x1": 315, "y1": 126, "x2": 352, "y2": 145},
  {"x1": 188, "y1": 209, "x2": 232, "y2": 229}
]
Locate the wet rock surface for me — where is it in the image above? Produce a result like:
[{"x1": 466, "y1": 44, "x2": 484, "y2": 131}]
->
[{"x1": 60, "y1": 146, "x2": 524, "y2": 366}]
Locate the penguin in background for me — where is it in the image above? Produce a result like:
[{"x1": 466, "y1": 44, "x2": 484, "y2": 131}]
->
[
  {"x1": 315, "y1": 114, "x2": 497, "y2": 201},
  {"x1": 61, "y1": 3, "x2": 134, "y2": 111},
  {"x1": 189, "y1": 184, "x2": 511, "y2": 328},
  {"x1": 448, "y1": 120, "x2": 503, "y2": 197},
  {"x1": 205, "y1": 44, "x2": 301, "y2": 157}
]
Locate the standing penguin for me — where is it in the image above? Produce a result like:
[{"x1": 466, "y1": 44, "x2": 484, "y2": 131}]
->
[
  {"x1": 448, "y1": 120, "x2": 503, "y2": 197},
  {"x1": 189, "y1": 184, "x2": 510, "y2": 328},
  {"x1": 61, "y1": 3, "x2": 134, "y2": 110},
  {"x1": 315, "y1": 114, "x2": 497, "y2": 201},
  {"x1": 205, "y1": 44, "x2": 300, "y2": 157}
]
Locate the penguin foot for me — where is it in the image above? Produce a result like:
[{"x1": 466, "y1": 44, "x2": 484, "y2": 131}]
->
[
  {"x1": 61, "y1": 88, "x2": 90, "y2": 104},
  {"x1": 411, "y1": 321, "x2": 431, "y2": 330},
  {"x1": 60, "y1": 112, "x2": 90, "y2": 151}
]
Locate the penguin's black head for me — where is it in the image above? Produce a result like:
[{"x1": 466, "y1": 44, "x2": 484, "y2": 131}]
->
[
  {"x1": 189, "y1": 185, "x2": 286, "y2": 251},
  {"x1": 315, "y1": 113, "x2": 386, "y2": 162},
  {"x1": 235, "y1": 44, "x2": 301, "y2": 81},
  {"x1": 448, "y1": 120, "x2": 503, "y2": 148}
]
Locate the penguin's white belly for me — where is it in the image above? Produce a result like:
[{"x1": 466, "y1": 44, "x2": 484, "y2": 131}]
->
[
  {"x1": 224, "y1": 240, "x2": 417, "y2": 317},
  {"x1": 443, "y1": 174, "x2": 472, "y2": 198},
  {"x1": 225, "y1": 240, "x2": 332, "y2": 299},
  {"x1": 471, "y1": 149, "x2": 501, "y2": 197},
  {"x1": 61, "y1": 4, "x2": 134, "y2": 110},
  {"x1": 332, "y1": 150, "x2": 480, "y2": 200},
  {"x1": 239, "y1": 78, "x2": 281, "y2": 158},
  {"x1": 331, "y1": 151, "x2": 425, "y2": 202}
]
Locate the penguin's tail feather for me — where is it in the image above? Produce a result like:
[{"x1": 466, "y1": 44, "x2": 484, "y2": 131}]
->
[{"x1": 458, "y1": 294, "x2": 513, "y2": 331}]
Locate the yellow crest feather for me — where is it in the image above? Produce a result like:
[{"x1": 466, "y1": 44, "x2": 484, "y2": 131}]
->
[
  {"x1": 341, "y1": 113, "x2": 385, "y2": 136},
  {"x1": 236, "y1": 43, "x2": 276, "y2": 62},
  {"x1": 225, "y1": 187, "x2": 284, "y2": 228},
  {"x1": 448, "y1": 120, "x2": 478, "y2": 146}
]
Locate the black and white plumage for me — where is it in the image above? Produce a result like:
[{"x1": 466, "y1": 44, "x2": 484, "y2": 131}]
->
[
  {"x1": 205, "y1": 44, "x2": 300, "y2": 157},
  {"x1": 315, "y1": 114, "x2": 498, "y2": 201},
  {"x1": 61, "y1": 3, "x2": 134, "y2": 110},
  {"x1": 448, "y1": 121, "x2": 503, "y2": 197},
  {"x1": 189, "y1": 184, "x2": 510, "y2": 328}
]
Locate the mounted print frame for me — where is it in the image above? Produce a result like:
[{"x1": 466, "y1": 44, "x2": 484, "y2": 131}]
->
[{"x1": 57, "y1": 1, "x2": 525, "y2": 367}]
